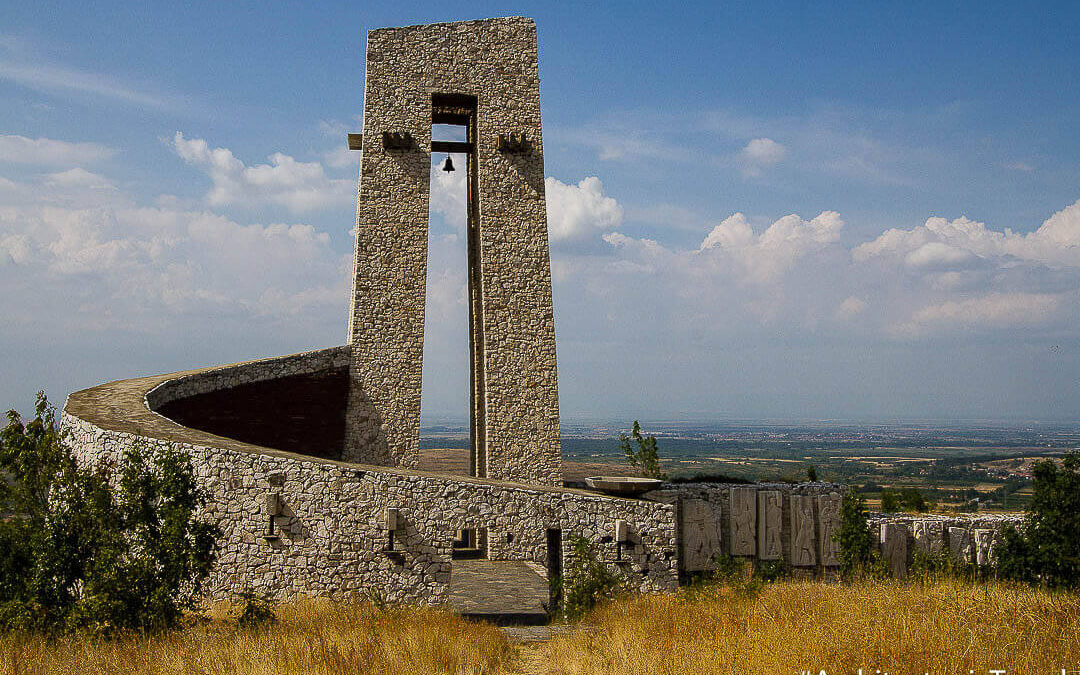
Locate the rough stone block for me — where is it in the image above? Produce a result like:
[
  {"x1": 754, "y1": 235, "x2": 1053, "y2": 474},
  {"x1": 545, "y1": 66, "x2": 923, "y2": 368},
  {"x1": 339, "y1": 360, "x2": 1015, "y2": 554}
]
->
[
  {"x1": 880, "y1": 523, "x2": 908, "y2": 579},
  {"x1": 816, "y1": 493, "x2": 842, "y2": 567},
  {"x1": 681, "y1": 498, "x2": 723, "y2": 571},
  {"x1": 729, "y1": 487, "x2": 757, "y2": 556},
  {"x1": 757, "y1": 490, "x2": 783, "y2": 560},
  {"x1": 789, "y1": 494, "x2": 816, "y2": 567},
  {"x1": 948, "y1": 526, "x2": 973, "y2": 564}
]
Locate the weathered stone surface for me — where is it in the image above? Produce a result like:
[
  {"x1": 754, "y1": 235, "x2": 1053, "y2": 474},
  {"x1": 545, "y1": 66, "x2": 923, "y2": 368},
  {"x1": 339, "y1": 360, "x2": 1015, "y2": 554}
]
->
[
  {"x1": 789, "y1": 494, "x2": 816, "y2": 567},
  {"x1": 729, "y1": 487, "x2": 757, "y2": 556},
  {"x1": 912, "y1": 520, "x2": 945, "y2": 554},
  {"x1": 974, "y1": 528, "x2": 996, "y2": 567},
  {"x1": 757, "y1": 490, "x2": 783, "y2": 560},
  {"x1": 948, "y1": 526, "x2": 973, "y2": 564},
  {"x1": 816, "y1": 493, "x2": 842, "y2": 567},
  {"x1": 880, "y1": 523, "x2": 908, "y2": 579},
  {"x1": 61, "y1": 347, "x2": 680, "y2": 603},
  {"x1": 681, "y1": 499, "x2": 723, "y2": 571},
  {"x1": 343, "y1": 17, "x2": 562, "y2": 487}
]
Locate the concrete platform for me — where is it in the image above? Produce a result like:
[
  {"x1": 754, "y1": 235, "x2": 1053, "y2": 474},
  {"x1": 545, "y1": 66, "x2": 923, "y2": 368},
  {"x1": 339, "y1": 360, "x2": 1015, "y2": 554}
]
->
[{"x1": 446, "y1": 559, "x2": 551, "y2": 625}]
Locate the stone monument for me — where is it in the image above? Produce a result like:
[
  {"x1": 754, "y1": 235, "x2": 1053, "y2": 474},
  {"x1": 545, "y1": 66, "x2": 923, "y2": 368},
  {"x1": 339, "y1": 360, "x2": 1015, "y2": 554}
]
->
[{"x1": 343, "y1": 17, "x2": 562, "y2": 487}]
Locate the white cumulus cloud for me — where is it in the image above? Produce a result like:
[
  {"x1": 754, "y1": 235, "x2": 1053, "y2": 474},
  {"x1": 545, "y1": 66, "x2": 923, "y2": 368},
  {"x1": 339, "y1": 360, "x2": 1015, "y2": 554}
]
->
[
  {"x1": 699, "y1": 211, "x2": 844, "y2": 283},
  {"x1": 171, "y1": 132, "x2": 354, "y2": 214},
  {"x1": 853, "y1": 200, "x2": 1080, "y2": 269},
  {"x1": 545, "y1": 176, "x2": 623, "y2": 243}
]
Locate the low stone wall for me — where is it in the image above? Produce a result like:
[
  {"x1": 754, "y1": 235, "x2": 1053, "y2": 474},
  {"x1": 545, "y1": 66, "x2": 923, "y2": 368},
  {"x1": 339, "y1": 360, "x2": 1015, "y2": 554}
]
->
[
  {"x1": 145, "y1": 345, "x2": 352, "y2": 409},
  {"x1": 62, "y1": 347, "x2": 679, "y2": 604},
  {"x1": 646, "y1": 483, "x2": 845, "y2": 576},
  {"x1": 869, "y1": 512, "x2": 1025, "y2": 577}
]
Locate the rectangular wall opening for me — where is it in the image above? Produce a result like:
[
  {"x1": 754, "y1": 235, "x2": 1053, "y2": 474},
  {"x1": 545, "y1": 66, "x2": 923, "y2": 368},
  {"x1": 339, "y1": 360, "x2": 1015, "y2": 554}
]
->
[
  {"x1": 546, "y1": 529, "x2": 563, "y2": 606},
  {"x1": 420, "y1": 94, "x2": 485, "y2": 478},
  {"x1": 451, "y1": 527, "x2": 487, "y2": 559}
]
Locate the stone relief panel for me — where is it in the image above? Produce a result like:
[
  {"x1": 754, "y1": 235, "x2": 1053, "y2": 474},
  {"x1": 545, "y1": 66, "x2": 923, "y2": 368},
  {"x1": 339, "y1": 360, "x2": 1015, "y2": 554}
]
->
[
  {"x1": 880, "y1": 523, "x2": 908, "y2": 579},
  {"x1": 912, "y1": 520, "x2": 945, "y2": 555},
  {"x1": 681, "y1": 499, "x2": 723, "y2": 571},
  {"x1": 789, "y1": 494, "x2": 817, "y2": 567},
  {"x1": 974, "y1": 528, "x2": 996, "y2": 567},
  {"x1": 729, "y1": 487, "x2": 757, "y2": 556},
  {"x1": 948, "y1": 526, "x2": 973, "y2": 564},
  {"x1": 815, "y1": 493, "x2": 842, "y2": 567},
  {"x1": 757, "y1": 490, "x2": 783, "y2": 560}
]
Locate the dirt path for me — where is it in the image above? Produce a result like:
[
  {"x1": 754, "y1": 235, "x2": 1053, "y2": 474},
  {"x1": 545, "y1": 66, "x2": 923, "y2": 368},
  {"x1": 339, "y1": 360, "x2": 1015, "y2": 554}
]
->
[{"x1": 499, "y1": 624, "x2": 579, "y2": 674}]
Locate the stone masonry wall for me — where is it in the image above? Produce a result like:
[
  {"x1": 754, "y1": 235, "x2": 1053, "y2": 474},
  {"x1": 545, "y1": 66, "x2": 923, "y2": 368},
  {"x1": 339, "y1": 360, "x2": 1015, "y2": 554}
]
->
[
  {"x1": 63, "y1": 349, "x2": 676, "y2": 603},
  {"x1": 647, "y1": 483, "x2": 846, "y2": 575},
  {"x1": 345, "y1": 18, "x2": 562, "y2": 488},
  {"x1": 869, "y1": 512, "x2": 1025, "y2": 578}
]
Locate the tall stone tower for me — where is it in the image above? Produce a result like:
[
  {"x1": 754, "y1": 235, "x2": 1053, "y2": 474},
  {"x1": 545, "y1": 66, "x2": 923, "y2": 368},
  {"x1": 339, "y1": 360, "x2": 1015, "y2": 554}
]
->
[{"x1": 344, "y1": 17, "x2": 562, "y2": 487}]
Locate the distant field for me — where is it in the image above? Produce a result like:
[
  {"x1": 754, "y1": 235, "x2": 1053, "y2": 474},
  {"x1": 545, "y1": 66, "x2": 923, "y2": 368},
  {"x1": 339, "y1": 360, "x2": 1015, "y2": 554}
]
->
[{"x1": 422, "y1": 422, "x2": 1080, "y2": 512}]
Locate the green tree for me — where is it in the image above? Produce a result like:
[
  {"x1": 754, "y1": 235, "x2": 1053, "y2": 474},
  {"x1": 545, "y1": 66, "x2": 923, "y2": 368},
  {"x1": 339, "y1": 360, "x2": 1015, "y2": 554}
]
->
[
  {"x1": 806, "y1": 465, "x2": 819, "y2": 482},
  {"x1": 0, "y1": 393, "x2": 219, "y2": 634},
  {"x1": 997, "y1": 452, "x2": 1080, "y2": 589},
  {"x1": 836, "y1": 487, "x2": 884, "y2": 577},
  {"x1": 619, "y1": 421, "x2": 666, "y2": 480},
  {"x1": 899, "y1": 487, "x2": 930, "y2": 513},
  {"x1": 880, "y1": 489, "x2": 902, "y2": 512}
]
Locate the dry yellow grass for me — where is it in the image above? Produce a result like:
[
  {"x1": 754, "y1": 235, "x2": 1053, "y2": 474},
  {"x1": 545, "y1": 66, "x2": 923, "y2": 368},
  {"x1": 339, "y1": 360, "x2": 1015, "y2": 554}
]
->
[
  {"x1": 0, "y1": 599, "x2": 514, "y2": 675},
  {"x1": 532, "y1": 579, "x2": 1080, "y2": 674},
  {"x1": 2, "y1": 580, "x2": 1079, "y2": 675}
]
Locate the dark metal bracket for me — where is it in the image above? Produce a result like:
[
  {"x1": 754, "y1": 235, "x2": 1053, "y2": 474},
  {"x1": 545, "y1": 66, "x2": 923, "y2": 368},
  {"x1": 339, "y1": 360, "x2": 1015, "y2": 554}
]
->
[
  {"x1": 497, "y1": 132, "x2": 529, "y2": 154},
  {"x1": 382, "y1": 131, "x2": 414, "y2": 151}
]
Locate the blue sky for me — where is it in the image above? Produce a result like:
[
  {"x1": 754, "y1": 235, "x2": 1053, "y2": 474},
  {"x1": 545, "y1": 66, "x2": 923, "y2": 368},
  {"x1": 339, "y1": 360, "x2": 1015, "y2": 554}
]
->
[{"x1": 2, "y1": 1, "x2": 1079, "y2": 422}]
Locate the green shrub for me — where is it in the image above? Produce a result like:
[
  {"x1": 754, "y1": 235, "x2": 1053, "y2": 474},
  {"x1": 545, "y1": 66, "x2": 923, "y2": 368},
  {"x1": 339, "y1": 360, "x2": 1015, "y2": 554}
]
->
[
  {"x1": 997, "y1": 451, "x2": 1080, "y2": 589},
  {"x1": 556, "y1": 535, "x2": 624, "y2": 622},
  {"x1": 836, "y1": 487, "x2": 888, "y2": 578},
  {"x1": 233, "y1": 590, "x2": 277, "y2": 629},
  {"x1": 0, "y1": 393, "x2": 219, "y2": 635},
  {"x1": 880, "y1": 487, "x2": 931, "y2": 513},
  {"x1": 908, "y1": 547, "x2": 968, "y2": 581}
]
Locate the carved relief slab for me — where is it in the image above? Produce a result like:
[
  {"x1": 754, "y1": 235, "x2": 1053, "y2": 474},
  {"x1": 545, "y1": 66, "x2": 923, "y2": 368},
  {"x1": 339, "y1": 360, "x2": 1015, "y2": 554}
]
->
[
  {"x1": 948, "y1": 526, "x2": 973, "y2": 564},
  {"x1": 789, "y1": 494, "x2": 817, "y2": 566},
  {"x1": 816, "y1": 493, "x2": 842, "y2": 567},
  {"x1": 880, "y1": 523, "x2": 909, "y2": 579},
  {"x1": 912, "y1": 520, "x2": 945, "y2": 554},
  {"x1": 681, "y1": 499, "x2": 723, "y2": 571},
  {"x1": 757, "y1": 490, "x2": 783, "y2": 560},
  {"x1": 974, "y1": 528, "x2": 996, "y2": 567},
  {"x1": 729, "y1": 487, "x2": 757, "y2": 556}
]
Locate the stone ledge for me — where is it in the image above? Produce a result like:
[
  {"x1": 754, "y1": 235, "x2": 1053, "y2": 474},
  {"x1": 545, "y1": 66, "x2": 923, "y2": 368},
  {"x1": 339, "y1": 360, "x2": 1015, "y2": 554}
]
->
[{"x1": 62, "y1": 346, "x2": 645, "y2": 501}]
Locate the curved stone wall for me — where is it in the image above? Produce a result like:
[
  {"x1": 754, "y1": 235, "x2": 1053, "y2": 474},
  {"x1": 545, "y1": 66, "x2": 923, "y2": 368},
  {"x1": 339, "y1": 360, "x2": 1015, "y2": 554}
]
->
[{"x1": 61, "y1": 346, "x2": 679, "y2": 602}]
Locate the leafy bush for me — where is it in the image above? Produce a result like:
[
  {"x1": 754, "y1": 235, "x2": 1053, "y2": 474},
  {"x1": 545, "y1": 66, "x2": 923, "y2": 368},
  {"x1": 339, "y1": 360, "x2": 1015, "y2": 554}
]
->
[
  {"x1": 555, "y1": 535, "x2": 624, "y2": 622},
  {"x1": 908, "y1": 547, "x2": 968, "y2": 581},
  {"x1": 835, "y1": 487, "x2": 888, "y2": 578},
  {"x1": 619, "y1": 421, "x2": 666, "y2": 480},
  {"x1": 233, "y1": 590, "x2": 277, "y2": 629},
  {"x1": 997, "y1": 452, "x2": 1080, "y2": 589},
  {"x1": 880, "y1": 487, "x2": 931, "y2": 513},
  {"x1": 0, "y1": 392, "x2": 219, "y2": 635}
]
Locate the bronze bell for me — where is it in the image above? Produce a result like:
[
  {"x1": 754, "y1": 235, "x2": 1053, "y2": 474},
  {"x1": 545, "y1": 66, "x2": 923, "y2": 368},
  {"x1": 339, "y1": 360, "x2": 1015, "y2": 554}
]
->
[{"x1": 441, "y1": 155, "x2": 455, "y2": 172}]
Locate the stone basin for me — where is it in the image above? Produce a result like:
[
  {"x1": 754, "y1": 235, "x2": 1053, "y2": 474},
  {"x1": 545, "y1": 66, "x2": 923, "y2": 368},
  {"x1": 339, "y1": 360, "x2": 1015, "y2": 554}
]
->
[{"x1": 584, "y1": 476, "x2": 664, "y2": 496}]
